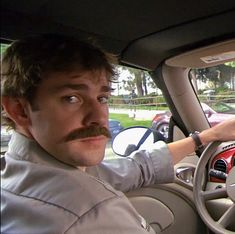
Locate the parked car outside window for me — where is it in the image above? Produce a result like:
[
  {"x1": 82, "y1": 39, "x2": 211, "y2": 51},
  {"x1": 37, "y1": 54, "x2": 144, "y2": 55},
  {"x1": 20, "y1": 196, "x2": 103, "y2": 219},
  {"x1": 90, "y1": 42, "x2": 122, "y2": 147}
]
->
[
  {"x1": 152, "y1": 102, "x2": 235, "y2": 139},
  {"x1": 108, "y1": 119, "x2": 124, "y2": 140}
]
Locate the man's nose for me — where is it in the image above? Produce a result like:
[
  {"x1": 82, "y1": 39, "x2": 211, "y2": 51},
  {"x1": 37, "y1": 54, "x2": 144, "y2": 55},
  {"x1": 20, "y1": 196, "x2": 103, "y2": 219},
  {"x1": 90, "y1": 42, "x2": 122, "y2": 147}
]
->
[{"x1": 82, "y1": 100, "x2": 108, "y2": 126}]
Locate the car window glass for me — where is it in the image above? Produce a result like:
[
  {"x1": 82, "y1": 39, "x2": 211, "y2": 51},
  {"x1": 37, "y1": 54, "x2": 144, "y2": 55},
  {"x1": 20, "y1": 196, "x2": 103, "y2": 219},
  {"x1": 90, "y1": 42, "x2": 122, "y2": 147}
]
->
[
  {"x1": 105, "y1": 65, "x2": 169, "y2": 160},
  {"x1": 190, "y1": 61, "x2": 235, "y2": 127},
  {"x1": 1, "y1": 43, "x2": 10, "y2": 155}
]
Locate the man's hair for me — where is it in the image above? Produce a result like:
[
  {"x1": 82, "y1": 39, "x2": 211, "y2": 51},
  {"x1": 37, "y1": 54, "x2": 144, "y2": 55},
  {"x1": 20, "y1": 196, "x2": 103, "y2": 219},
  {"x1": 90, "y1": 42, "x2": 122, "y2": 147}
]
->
[{"x1": 1, "y1": 34, "x2": 117, "y2": 128}]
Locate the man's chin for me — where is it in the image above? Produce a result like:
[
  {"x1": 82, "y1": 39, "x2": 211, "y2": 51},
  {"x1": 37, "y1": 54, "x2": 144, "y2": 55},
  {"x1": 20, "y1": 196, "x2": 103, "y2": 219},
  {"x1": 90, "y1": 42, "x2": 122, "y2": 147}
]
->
[
  {"x1": 72, "y1": 148, "x2": 106, "y2": 167},
  {"x1": 76, "y1": 155, "x2": 105, "y2": 167},
  {"x1": 56, "y1": 140, "x2": 107, "y2": 167}
]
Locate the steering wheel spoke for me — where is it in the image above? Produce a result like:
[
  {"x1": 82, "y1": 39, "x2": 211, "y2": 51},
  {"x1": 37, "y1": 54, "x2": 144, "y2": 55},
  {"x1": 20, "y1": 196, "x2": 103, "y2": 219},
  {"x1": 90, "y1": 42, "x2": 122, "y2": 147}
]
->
[
  {"x1": 201, "y1": 187, "x2": 227, "y2": 201},
  {"x1": 217, "y1": 203, "x2": 235, "y2": 228}
]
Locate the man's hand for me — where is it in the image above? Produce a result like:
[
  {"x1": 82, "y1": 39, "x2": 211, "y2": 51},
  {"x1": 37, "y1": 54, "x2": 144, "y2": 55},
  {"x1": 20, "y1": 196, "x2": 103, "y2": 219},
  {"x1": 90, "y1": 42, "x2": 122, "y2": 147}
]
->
[
  {"x1": 168, "y1": 118, "x2": 235, "y2": 164},
  {"x1": 200, "y1": 118, "x2": 235, "y2": 145}
]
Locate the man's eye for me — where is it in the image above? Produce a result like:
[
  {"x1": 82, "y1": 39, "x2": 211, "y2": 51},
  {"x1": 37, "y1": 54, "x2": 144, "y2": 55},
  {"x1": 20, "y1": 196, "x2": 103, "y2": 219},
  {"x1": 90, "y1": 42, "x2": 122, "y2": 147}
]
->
[
  {"x1": 98, "y1": 96, "x2": 109, "y2": 104},
  {"x1": 63, "y1": 96, "x2": 80, "y2": 103}
]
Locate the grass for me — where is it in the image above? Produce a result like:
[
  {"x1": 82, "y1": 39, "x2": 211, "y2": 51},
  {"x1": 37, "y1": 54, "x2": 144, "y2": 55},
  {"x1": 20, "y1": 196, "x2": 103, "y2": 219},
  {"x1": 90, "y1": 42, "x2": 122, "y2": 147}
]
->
[{"x1": 109, "y1": 113, "x2": 152, "y2": 128}]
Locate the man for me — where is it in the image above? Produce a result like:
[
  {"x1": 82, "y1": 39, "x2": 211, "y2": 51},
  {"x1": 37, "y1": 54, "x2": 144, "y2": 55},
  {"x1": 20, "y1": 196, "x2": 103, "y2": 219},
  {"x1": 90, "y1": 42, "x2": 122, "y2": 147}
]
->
[{"x1": 1, "y1": 34, "x2": 235, "y2": 234}]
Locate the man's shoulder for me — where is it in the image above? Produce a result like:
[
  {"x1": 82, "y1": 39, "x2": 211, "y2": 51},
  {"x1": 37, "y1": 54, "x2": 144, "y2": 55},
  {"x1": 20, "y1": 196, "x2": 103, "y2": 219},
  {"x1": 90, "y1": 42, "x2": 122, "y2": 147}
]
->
[{"x1": 2, "y1": 158, "x2": 123, "y2": 218}]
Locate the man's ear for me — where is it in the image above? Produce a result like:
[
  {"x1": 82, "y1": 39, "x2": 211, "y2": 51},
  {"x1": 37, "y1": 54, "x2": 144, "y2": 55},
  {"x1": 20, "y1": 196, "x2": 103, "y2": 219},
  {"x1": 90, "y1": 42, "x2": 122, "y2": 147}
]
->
[{"x1": 2, "y1": 97, "x2": 31, "y2": 127}]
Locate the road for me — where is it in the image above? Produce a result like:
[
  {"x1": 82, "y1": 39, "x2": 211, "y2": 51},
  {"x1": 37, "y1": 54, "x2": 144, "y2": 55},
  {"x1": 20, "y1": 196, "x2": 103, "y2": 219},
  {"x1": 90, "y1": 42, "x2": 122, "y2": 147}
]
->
[{"x1": 109, "y1": 108, "x2": 165, "y2": 120}]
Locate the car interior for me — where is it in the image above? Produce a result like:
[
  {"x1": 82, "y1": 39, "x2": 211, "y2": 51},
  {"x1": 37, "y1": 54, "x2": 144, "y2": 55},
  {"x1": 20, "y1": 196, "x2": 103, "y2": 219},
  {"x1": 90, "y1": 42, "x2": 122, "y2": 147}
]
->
[{"x1": 1, "y1": 1, "x2": 235, "y2": 234}]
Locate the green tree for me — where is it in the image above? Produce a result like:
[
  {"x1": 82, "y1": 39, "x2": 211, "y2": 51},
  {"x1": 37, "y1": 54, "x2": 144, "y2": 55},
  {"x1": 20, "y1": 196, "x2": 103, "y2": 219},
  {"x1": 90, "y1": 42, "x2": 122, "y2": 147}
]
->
[
  {"x1": 118, "y1": 65, "x2": 158, "y2": 96},
  {"x1": 224, "y1": 62, "x2": 235, "y2": 90},
  {"x1": 194, "y1": 62, "x2": 235, "y2": 91}
]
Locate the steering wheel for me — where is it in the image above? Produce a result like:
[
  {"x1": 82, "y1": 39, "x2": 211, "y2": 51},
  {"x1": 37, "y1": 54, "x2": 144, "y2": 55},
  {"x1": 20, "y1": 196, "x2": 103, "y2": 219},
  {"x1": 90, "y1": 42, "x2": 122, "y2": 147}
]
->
[{"x1": 193, "y1": 141, "x2": 235, "y2": 234}]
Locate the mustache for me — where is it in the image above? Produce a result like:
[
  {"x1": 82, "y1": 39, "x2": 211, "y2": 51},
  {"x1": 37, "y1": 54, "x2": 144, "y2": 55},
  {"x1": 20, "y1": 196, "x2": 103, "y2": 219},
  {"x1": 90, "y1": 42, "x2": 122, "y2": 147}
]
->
[{"x1": 64, "y1": 125, "x2": 111, "y2": 142}]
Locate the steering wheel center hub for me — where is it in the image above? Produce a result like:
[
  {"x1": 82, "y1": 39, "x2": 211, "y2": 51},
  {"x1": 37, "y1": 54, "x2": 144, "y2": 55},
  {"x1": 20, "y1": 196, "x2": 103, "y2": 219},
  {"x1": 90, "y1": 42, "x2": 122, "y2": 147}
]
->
[{"x1": 226, "y1": 166, "x2": 235, "y2": 202}]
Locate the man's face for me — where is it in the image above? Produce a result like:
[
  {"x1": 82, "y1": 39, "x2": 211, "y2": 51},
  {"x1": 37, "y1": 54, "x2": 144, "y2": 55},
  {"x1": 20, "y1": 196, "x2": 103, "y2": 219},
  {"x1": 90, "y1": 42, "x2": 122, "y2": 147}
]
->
[{"x1": 25, "y1": 69, "x2": 111, "y2": 167}]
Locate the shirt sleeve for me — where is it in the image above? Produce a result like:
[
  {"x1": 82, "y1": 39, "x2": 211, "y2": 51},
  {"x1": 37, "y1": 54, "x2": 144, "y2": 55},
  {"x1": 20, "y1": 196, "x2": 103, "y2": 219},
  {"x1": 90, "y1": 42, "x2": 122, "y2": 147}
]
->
[{"x1": 86, "y1": 141, "x2": 174, "y2": 193}]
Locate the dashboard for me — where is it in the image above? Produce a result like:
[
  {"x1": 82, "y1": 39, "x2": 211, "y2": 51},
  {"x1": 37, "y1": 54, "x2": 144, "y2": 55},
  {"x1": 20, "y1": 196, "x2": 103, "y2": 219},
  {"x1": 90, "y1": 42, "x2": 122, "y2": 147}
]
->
[{"x1": 209, "y1": 142, "x2": 235, "y2": 183}]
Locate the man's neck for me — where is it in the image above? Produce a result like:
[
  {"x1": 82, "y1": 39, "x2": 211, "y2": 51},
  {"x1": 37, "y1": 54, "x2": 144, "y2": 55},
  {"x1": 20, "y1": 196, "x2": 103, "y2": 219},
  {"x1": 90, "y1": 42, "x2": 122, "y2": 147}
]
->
[{"x1": 15, "y1": 126, "x2": 33, "y2": 138}]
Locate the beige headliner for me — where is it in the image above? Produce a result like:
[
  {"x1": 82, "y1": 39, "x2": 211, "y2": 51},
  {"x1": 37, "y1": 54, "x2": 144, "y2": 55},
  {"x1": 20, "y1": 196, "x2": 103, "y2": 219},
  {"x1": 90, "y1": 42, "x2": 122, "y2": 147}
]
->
[{"x1": 166, "y1": 39, "x2": 235, "y2": 68}]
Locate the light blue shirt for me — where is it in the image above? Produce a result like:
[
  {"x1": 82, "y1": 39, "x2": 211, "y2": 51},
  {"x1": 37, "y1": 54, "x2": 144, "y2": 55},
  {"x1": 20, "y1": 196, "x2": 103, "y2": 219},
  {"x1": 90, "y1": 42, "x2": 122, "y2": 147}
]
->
[{"x1": 1, "y1": 131, "x2": 174, "y2": 234}]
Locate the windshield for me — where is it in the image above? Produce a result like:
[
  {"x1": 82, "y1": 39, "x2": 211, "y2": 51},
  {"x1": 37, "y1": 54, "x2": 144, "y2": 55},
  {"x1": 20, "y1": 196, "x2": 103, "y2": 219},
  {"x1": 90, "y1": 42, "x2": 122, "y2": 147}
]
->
[{"x1": 190, "y1": 61, "x2": 235, "y2": 126}]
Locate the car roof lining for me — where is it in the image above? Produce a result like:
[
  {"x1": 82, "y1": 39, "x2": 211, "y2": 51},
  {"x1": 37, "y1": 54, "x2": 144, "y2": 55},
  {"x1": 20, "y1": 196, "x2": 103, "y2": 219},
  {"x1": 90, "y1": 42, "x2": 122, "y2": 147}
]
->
[
  {"x1": 1, "y1": 0, "x2": 235, "y2": 70},
  {"x1": 166, "y1": 39, "x2": 235, "y2": 68},
  {"x1": 121, "y1": 10, "x2": 235, "y2": 70}
]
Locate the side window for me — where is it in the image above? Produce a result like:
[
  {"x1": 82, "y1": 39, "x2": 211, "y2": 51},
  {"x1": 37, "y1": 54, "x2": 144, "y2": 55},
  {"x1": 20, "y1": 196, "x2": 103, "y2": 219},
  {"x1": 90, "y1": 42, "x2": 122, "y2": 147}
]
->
[
  {"x1": 1, "y1": 43, "x2": 10, "y2": 155},
  {"x1": 190, "y1": 62, "x2": 235, "y2": 126},
  {"x1": 105, "y1": 65, "x2": 169, "y2": 160}
]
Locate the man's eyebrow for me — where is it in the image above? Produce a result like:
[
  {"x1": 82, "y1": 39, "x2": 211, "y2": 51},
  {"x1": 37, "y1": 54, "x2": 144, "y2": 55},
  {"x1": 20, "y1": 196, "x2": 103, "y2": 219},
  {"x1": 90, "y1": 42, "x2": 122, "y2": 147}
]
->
[
  {"x1": 101, "y1": 86, "x2": 114, "y2": 92},
  {"x1": 51, "y1": 84, "x2": 113, "y2": 93},
  {"x1": 51, "y1": 84, "x2": 89, "y2": 92}
]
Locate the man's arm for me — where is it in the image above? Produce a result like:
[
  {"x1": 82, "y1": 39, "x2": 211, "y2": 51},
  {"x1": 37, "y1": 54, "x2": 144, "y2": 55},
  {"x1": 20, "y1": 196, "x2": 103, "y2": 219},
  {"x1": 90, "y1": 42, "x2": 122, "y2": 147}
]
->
[
  {"x1": 86, "y1": 141, "x2": 174, "y2": 192},
  {"x1": 87, "y1": 118, "x2": 235, "y2": 191},
  {"x1": 168, "y1": 118, "x2": 235, "y2": 164}
]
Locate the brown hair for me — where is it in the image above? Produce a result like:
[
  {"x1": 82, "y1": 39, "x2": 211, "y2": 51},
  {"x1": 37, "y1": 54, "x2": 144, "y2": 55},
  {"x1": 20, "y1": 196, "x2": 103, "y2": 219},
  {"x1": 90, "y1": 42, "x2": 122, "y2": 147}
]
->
[{"x1": 1, "y1": 34, "x2": 117, "y2": 128}]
